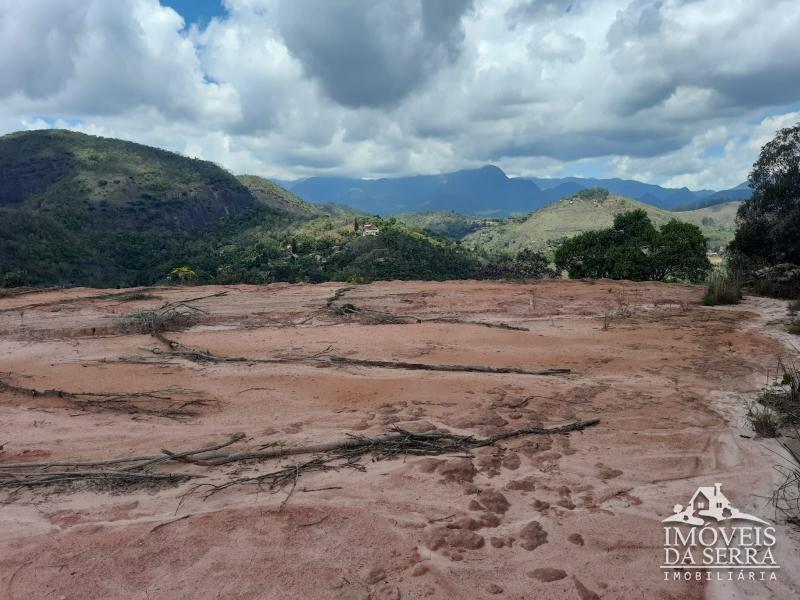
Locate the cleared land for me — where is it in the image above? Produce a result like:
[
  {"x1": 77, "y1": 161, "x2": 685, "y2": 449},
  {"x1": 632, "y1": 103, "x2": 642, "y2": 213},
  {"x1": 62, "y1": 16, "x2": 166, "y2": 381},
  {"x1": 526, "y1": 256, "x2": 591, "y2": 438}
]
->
[{"x1": 0, "y1": 280, "x2": 798, "y2": 599}]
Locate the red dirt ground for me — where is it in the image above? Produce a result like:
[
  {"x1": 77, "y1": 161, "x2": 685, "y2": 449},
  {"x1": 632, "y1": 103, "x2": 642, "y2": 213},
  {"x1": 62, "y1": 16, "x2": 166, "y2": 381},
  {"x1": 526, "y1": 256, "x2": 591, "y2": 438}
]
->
[{"x1": 1, "y1": 280, "x2": 798, "y2": 599}]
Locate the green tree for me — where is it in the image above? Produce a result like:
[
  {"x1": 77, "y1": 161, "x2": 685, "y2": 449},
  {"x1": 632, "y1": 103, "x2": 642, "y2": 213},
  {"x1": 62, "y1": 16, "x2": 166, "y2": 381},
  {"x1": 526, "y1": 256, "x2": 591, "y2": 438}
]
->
[
  {"x1": 730, "y1": 122, "x2": 800, "y2": 270},
  {"x1": 511, "y1": 248, "x2": 553, "y2": 279},
  {"x1": 649, "y1": 221, "x2": 711, "y2": 282},
  {"x1": 554, "y1": 210, "x2": 709, "y2": 282}
]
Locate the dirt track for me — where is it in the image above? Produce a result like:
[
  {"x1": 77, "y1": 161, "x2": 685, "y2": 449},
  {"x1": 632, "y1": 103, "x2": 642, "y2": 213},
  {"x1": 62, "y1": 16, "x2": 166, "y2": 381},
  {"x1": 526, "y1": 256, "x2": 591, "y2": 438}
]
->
[{"x1": 1, "y1": 280, "x2": 798, "y2": 599}]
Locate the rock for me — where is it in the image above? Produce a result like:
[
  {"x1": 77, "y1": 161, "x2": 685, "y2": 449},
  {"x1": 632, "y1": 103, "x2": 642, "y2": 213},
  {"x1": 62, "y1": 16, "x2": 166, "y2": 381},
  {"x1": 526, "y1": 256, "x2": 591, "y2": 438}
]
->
[{"x1": 486, "y1": 583, "x2": 504, "y2": 594}]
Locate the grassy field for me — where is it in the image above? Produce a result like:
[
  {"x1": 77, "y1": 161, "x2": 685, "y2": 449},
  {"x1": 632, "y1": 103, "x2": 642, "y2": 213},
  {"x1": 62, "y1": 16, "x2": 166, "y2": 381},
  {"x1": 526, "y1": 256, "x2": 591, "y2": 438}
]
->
[{"x1": 460, "y1": 190, "x2": 739, "y2": 255}]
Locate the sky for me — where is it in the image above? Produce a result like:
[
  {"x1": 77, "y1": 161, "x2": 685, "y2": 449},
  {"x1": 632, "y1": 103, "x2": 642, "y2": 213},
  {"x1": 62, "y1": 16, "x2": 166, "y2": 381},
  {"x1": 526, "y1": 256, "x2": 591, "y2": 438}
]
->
[{"x1": 1, "y1": 0, "x2": 799, "y2": 190}]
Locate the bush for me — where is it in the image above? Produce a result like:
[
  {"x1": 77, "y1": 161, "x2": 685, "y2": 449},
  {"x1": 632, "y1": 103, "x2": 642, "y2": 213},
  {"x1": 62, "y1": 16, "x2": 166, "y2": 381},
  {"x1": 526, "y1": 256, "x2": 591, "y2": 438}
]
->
[
  {"x1": 702, "y1": 270, "x2": 743, "y2": 305},
  {"x1": 751, "y1": 263, "x2": 800, "y2": 299},
  {"x1": 1, "y1": 271, "x2": 28, "y2": 288}
]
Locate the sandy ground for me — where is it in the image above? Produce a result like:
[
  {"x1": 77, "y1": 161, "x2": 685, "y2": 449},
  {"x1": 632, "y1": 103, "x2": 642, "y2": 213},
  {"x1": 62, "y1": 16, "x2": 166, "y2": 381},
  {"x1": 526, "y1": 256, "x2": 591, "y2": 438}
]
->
[{"x1": 1, "y1": 279, "x2": 799, "y2": 599}]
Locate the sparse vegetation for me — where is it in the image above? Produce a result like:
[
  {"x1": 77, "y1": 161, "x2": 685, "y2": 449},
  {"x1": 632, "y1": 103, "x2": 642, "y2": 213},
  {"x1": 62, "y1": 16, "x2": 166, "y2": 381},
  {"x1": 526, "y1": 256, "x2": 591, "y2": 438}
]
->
[
  {"x1": 748, "y1": 361, "x2": 800, "y2": 433},
  {"x1": 702, "y1": 270, "x2": 743, "y2": 305}
]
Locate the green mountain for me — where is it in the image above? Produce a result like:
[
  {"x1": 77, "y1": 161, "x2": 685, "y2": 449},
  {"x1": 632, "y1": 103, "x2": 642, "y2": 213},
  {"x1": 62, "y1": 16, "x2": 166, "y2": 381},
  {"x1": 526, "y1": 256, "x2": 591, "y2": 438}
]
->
[
  {"x1": 237, "y1": 174, "x2": 319, "y2": 217},
  {"x1": 462, "y1": 189, "x2": 738, "y2": 255},
  {"x1": 0, "y1": 130, "x2": 478, "y2": 286}
]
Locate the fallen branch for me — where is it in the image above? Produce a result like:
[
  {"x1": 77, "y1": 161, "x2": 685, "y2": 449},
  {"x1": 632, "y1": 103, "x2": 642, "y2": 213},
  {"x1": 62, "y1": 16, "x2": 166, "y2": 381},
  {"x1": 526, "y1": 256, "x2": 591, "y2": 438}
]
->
[
  {"x1": 325, "y1": 356, "x2": 569, "y2": 376},
  {"x1": 149, "y1": 335, "x2": 569, "y2": 377},
  {"x1": 0, "y1": 377, "x2": 212, "y2": 418},
  {"x1": 192, "y1": 419, "x2": 597, "y2": 466},
  {"x1": 0, "y1": 421, "x2": 599, "y2": 495},
  {"x1": 0, "y1": 432, "x2": 245, "y2": 470},
  {"x1": 326, "y1": 301, "x2": 529, "y2": 331}
]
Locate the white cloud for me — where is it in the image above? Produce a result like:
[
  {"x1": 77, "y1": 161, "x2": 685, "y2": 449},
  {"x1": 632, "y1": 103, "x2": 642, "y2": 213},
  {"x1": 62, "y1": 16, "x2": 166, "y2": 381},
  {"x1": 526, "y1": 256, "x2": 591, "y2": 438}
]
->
[{"x1": 0, "y1": 0, "x2": 799, "y2": 188}]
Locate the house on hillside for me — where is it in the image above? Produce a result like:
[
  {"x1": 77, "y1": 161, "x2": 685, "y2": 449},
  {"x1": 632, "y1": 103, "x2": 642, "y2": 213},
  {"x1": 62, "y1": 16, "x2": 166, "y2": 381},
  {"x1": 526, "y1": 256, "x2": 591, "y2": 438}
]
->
[{"x1": 361, "y1": 223, "x2": 380, "y2": 236}]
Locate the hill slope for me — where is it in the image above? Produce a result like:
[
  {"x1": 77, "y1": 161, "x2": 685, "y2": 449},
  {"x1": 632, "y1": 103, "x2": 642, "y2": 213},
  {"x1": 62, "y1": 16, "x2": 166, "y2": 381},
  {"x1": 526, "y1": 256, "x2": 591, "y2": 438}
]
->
[
  {"x1": 0, "y1": 130, "x2": 291, "y2": 286},
  {"x1": 0, "y1": 130, "x2": 479, "y2": 286},
  {"x1": 462, "y1": 189, "x2": 739, "y2": 255}
]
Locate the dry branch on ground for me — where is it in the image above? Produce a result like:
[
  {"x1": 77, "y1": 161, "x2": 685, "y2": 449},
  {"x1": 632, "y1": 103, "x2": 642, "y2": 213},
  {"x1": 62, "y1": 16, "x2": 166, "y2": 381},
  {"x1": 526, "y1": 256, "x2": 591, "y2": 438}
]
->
[
  {"x1": 148, "y1": 333, "x2": 568, "y2": 376},
  {"x1": 0, "y1": 377, "x2": 212, "y2": 418},
  {"x1": 0, "y1": 421, "x2": 599, "y2": 495}
]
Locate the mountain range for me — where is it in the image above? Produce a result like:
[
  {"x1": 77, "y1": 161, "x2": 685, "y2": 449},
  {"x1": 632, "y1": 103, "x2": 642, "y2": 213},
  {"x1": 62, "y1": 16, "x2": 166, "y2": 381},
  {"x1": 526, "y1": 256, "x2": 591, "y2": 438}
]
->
[
  {"x1": 281, "y1": 166, "x2": 749, "y2": 217},
  {"x1": 0, "y1": 129, "x2": 747, "y2": 287}
]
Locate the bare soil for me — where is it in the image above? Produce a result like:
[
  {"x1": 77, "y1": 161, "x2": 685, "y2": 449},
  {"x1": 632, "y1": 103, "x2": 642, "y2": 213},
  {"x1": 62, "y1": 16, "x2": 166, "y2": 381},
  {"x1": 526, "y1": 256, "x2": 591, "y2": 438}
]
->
[{"x1": 1, "y1": 280, "x2": 798, "y2": 599}]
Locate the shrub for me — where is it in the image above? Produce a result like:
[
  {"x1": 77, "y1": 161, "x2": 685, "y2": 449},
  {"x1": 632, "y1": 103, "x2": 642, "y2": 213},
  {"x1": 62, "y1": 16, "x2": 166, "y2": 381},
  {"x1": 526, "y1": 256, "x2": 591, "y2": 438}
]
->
[
  {"x1": 117, "y1": 304, "x2": 200, "y2": 334},
  {"x1": 748, "y1": 360, "x2": 800, "y2": 434},
  {"x1": 745, "y1": 401, "x2": 781, "y2": 438},
  {"x1": 752, "y1": 263, "x2": 800, "y2": 299},
  {"x1": 702, "y1": 270, "x2": 743, "y2": 306},
  {"x1": 1, "y1": 271, "x2": 28, "y2": 288}
]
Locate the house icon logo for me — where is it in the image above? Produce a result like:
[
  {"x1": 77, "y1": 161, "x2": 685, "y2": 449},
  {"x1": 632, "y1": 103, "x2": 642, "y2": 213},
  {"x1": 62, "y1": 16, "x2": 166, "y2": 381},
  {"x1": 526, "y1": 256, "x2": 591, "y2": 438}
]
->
[{"x1": 662, "y1": 482, "x2": 768, "y2": 527}]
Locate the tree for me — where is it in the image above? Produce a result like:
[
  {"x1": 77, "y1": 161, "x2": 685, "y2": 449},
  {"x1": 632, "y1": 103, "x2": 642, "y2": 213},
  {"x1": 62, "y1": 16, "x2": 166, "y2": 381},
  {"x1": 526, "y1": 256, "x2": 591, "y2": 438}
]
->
[
  {"x1": 554, "y1": 210, "x2": 710, "y2": 282},
  {"x1": 510, "y1": 248, "x2": 552, "y2": 279},
  {"x1": 649, "y1": 221, "x2": 710, "y2": 282},
  {"x1": 730, "y1": 122, "x2": 800, "y2": 268}
]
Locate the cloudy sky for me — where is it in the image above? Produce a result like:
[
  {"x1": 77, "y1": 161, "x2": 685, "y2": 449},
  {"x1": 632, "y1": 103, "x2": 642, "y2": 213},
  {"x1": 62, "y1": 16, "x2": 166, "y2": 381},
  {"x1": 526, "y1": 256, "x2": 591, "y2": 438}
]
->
[{"x1": 1, "y1": 0, "x2": 799, "y2": 189}]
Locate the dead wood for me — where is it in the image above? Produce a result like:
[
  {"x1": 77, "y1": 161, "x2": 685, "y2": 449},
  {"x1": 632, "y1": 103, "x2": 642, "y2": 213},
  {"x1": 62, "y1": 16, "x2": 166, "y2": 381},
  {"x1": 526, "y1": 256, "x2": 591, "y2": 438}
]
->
[
  {"x1": 0, "y1": 288, "x2": 164, "y2": 314},
  {"x1": 324, "y1": 356, "x2": 569, "y2": 376},
  {"x1": 0, "y1": 376, "x2": 213, "y2": 418},
  {"x1": 149, "y1": 334, "x2": 569, "y2": 377},
  {"x1": 0, "y1": 432, "x2": 245, "y2": 470},
  {"x1": 325, "y1": 300, "x2": 529, "y2": 331},
  {"x1": 0, "y1": 421, "x2": 599, "y2": 495},
  {"x1": 191, "y1": 419, "x2": 598, "y2": 466}
]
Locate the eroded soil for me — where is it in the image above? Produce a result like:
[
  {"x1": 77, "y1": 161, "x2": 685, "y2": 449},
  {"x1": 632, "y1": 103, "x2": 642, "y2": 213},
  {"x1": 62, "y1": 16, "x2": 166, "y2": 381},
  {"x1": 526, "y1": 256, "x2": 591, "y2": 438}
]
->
[{"x1": 1, "y1": 280, "x2": 798, "y2": 599}]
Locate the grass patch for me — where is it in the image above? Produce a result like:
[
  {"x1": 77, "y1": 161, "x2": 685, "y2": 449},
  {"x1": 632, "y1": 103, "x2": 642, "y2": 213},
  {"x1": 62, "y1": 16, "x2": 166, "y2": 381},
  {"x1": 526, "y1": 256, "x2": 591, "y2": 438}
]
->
[
  {"x1": 748, "y1": 361, "x2": 800, "y2": 436},
  {"x1": 745, "y1": 401, "x2": 781, "y2": 438},
  {"x1": 702, "y1": 270, "x2": 742, "y2": 305}
]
